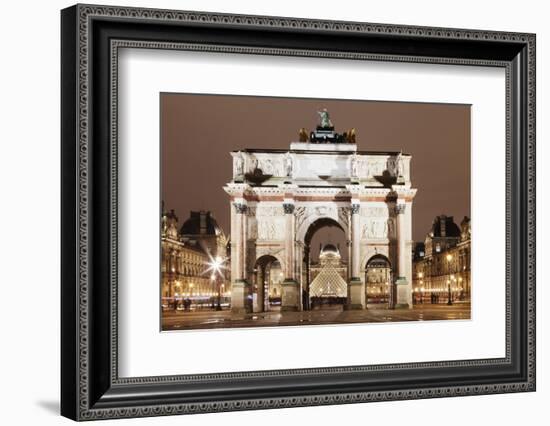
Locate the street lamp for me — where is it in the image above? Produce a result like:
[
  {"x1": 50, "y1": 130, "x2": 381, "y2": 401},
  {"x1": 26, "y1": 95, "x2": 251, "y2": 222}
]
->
[
  {"x1": 446, "y1": 254, "x2": 453, "y2": 305},
  {"x1": 417, "y1": 272, "x2": 425, "y2": 304},
  {"x1": 210, "y1": 273, "x2": 217, "y2": 309},
  {"x1": 206, "y1": 255, "x2": 227, "y2": 311},
  {"x1": 174, "y1": 292, "x2": 179, "y2": 311},
  {"x1": 175, "y1": 281, "x2": 182, "y2": 310},
  {"x1": 188, "y1": 283, "x2": 194, "y2": 310}
]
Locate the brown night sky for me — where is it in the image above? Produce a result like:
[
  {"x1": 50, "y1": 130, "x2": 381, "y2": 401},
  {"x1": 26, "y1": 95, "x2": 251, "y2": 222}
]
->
[{"x1": 161, "y1": 94, "x2": 470, "y2": 261}]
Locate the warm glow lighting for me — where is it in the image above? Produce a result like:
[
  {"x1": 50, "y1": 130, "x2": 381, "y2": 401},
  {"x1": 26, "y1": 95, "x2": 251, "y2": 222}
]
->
[
  {"x1": 206, "y1": 255, "x2": 227, "y2": 279},
  {"x1": 446, "y1": 254, "x2": 452, "y2": 262}
]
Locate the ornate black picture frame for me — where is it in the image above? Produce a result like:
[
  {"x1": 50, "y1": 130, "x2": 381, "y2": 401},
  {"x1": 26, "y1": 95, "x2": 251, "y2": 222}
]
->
[{"x1": 61, "y1": 4, "x2": 536, "y2": 421}]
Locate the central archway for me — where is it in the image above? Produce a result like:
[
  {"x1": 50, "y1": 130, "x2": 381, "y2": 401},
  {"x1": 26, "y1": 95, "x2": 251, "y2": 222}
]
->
[{"x1": 302, "y1": 217, "x2": 348, "y2": 310}]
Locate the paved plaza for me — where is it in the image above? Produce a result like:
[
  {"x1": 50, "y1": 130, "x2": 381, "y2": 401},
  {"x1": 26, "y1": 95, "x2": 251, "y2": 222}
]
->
[{"x1": 162, "y1": 302, "x2": 471, "y2": 331}]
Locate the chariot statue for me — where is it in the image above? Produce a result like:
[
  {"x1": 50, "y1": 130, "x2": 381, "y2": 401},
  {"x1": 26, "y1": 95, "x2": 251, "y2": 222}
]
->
[{"x1": 317, "y1": 108, "x2": 333, "y2": 129}]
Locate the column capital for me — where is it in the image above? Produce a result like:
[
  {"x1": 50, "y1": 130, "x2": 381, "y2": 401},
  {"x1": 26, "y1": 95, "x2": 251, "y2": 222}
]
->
[
  {"x1": 350, "y1": 203, "x2": 361, "y2": 214},
  {"x1": 233, "y1": 202, "x2": 248, "y2": 214},
  {"x1": 395, "y1": 203, "x2": 406, "y2": 215},
  {"x1": 283, "y1": 203, "x2": 295, "y2": 214}
]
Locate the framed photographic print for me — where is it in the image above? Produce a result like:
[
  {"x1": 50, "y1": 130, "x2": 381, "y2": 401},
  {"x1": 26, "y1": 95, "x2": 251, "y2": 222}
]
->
[{"x1": 61, "y1": 4, "x2": 536, "y2": 421}]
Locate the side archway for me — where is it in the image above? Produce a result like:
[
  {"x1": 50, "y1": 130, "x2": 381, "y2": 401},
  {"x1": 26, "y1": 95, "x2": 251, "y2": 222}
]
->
[
  {"x1": 365, "y1": 254, "x2": 392, "y2": 306},
  {"x1": 253, "y1": 255, "x2": 283, "y2": 312}
]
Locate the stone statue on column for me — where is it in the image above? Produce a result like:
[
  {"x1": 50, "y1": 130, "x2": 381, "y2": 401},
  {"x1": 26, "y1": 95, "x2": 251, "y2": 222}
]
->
[
  {"x1": 285, "y1": 152, "x2": 293, "y2": 179},
  {"x1": 234, "y1": 151, "x2": 244, "y2": 178},
  {"x1": 396, "y1": 151, "x2": 405, "y2": 182},
  {"x1": 249, "y1": 155, "x2": 258, "y2": 173},
  {"x1": 351, "y1": 153, "x2": 360, "y2": 180}
]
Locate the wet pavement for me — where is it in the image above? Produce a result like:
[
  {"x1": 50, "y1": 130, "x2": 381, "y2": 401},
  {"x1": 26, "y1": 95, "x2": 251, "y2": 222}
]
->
[{"x1": 162, "y1": 302, "x2": 471, "y2": 331}]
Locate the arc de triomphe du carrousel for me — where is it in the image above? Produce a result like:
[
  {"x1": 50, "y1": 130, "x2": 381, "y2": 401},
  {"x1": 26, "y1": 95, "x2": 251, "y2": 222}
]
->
[{"x1": 224, "y1": 109, "x2": 417, "y2": 314}]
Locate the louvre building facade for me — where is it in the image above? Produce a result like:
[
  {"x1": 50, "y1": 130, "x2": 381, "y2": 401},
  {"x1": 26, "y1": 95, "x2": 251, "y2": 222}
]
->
[
  {"x1": 161, "y1": 207, "x2": 229, "y2": 310},
  {"x1": 412, "y1": 215, "x2": 471, "y2": 304}
]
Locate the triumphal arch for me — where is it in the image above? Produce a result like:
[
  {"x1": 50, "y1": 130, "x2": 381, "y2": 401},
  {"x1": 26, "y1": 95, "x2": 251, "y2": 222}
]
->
[{"x1": 224, "y1": 110, "x2": 417, "y2": 313}]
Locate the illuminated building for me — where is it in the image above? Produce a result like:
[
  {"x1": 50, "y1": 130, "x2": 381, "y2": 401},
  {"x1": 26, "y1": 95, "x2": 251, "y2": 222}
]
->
[
  {"x1": 161, "y1": 207, "x2": 229, "y2": 310},
  {"x1": 412, "y1": 215, "x2": 471, "y2": 304}
]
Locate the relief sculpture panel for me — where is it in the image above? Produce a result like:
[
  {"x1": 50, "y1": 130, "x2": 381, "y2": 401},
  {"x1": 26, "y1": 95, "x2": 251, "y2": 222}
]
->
[
  {"x1": 256, "y1": 205, "x2": 284, "y2": 217},
  {"x1": 257, "y1": 217, "x2": 284, "y2": 240},
  {"x1": 361, "y1": 218, "x2": 390, "y2": 239},
  {"x1": 367, "y1": 158, "x2": 386, "y2": 177}
]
